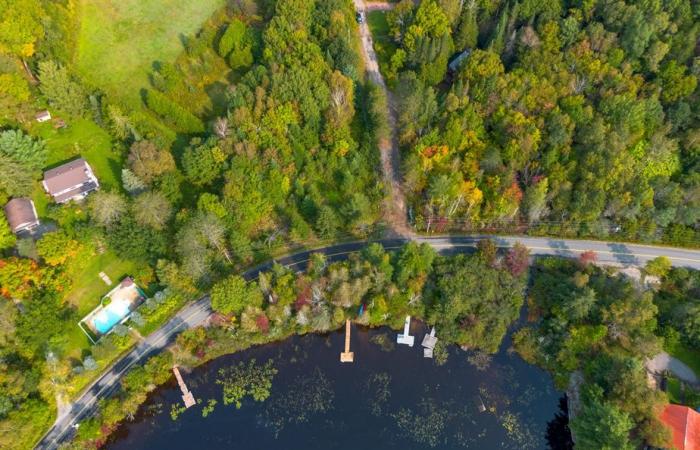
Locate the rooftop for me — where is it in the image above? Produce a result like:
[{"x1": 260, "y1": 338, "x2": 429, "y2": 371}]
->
[
  {"x1": 43, "y1": 158, "x2": 99, "y2": 203},
  {"x1": 3, "y1": 198, "x2": 39, "y2": 233},
  {"x1": 660, "y1": 404, "x2": 700, "y2": 450}
]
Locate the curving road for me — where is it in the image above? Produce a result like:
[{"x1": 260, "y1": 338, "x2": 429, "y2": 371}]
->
[{"x1": 35, "y1": 235, "x2": 700, "y2": 449}]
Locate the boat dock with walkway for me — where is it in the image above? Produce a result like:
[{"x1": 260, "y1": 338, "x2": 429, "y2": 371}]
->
[
  {"x1": 173, "y1": 366, "x2": 196, "y2": 408},
  {"x1": 340, "y1": 319, "x2": 354, "y2": 362}
]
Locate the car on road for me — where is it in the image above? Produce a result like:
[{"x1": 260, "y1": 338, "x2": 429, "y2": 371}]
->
[{"x1": 356, "y1": 11, "x2": 364, "y2": 23}]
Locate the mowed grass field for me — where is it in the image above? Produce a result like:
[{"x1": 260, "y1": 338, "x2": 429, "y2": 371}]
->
[{"x1": 76, "y1": 0, "x2": 226, "y2": 107}]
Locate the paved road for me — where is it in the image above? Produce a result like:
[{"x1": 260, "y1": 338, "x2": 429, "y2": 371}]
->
[
  {"x1": 35, "y1": 235, "x2": 700, "y2": 449},
  {"x1": 646, "y1": 352, "x2": 699, "y2": 385}
]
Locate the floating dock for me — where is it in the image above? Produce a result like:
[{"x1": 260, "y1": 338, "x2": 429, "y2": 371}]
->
[
  {"x1": 340, "y1": 319, "x2": 354, "y2": 362},
  {"x1": 422, "y1": 327, "x2": 438, "y2": 358},
  {"x1": 397, "y1": 316, "x2": 415, "y2": 347},
  {"x1": 173, "y1": 366, "x2": 196, "y2": 408}
]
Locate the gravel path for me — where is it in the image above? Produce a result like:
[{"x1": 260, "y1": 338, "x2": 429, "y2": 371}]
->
[{"x1": 354, "y1": 0, "x2": 413, "y2": 238}]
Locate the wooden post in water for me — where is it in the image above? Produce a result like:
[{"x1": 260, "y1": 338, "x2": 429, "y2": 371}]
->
[{"x1": 340, "y1": 319, "x2": 354, "y2": 363}]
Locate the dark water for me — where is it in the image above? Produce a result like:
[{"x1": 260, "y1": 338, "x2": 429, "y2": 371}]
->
[{"x1": 108, "y1": 325, "x2": 567, "y2": 450}]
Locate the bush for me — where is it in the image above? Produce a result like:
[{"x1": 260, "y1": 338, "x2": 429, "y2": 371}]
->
[{"x1": 145, "y1": 89, "x2": 205, "y2": 133}]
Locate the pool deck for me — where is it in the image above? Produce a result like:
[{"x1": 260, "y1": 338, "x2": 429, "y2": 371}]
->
[{"x1": 79, "y1": 277, "x2": 145, "y2": 343}]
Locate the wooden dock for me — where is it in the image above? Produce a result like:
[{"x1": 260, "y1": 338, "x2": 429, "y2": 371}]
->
[
  {"x1": 422, "y1": 327, "x2": 438, "y2": 358},
  {"x1": 340, "y1": 319, "x2": 354, "y2": 362},
  {"x1": 397, "y1": 316, "x2": 415, "y2": 347},
  {"x1": 173, "y1": 366, "x2": 196, "y2": 408}
]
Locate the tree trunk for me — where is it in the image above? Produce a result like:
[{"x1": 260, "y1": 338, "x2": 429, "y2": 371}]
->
[{"x1": 22, "y1": 59, "x2": 39, "y2": 85}]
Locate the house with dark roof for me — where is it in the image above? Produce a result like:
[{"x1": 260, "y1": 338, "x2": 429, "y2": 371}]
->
[
  {"x1": 43, "y1": 158, "x2": 99, "y2": 204},
  {"x1": 3, "y1": 198, "x2": 40, "y2": 234},
  {"x1": 660, "y1": 404, "x2": 700, "y2": 450},
  {"x1": 448, "y1": 49, "x2": 471, "y2": 72}
]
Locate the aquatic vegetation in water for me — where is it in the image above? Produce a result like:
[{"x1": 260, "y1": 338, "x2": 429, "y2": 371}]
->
[
  {"x1": 201, "y1": 399, "x2": 217, "y2": 417},
  {"x1": 370, "y1": 333, "x2": 395, "y2": 352},
  {"x1": 261, "y1": 367, "x2": 335, "y2": 437},
  {"x1": 498, "y1": 410, "x2": 537, "y2": 449},
  {"x1": 466, "y1": 350, "x2": 493, "y2": 371},
  {"x1": 365, "y1": 372, "x2": 392, "y2": 416},
  {"x1": 392, "y1": 398, "x2": 450, "y2": 448},
  {"x1": 216, "y1": 359, "x2": 278, "y2": 409},
  {"x1": 170, "y1": 404, "x2": 186, "y2": 421}
]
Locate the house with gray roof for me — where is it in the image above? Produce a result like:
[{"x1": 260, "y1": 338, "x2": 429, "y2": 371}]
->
[
  {"x1": 4, "y1": 198, "x2": 40, "y2": 234},
  {"x1": 43, "y1": 158, "x2": 99, "y2": 204}
]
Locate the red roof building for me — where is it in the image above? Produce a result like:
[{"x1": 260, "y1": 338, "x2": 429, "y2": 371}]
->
[{"x1": 660, "y1": 404, "x2": 700, "y2": 450}]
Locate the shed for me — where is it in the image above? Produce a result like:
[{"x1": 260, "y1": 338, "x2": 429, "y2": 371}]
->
[
  {"x1": 448, "y1": 49, "x2": 472, "y2": 72},
  {"x1": 36, "y1": 110, "x2": 52, "y2": 122},
  {"x1": 3, "y1": 198, "x2": 40, "y2": 234}
]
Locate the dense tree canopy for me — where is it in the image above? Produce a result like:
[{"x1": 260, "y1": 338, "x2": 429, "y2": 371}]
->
[
  {"x1": 514, "y1": 257, "x2": 670, "y2": 448},
  {"x1": 391, "y1": 0, "x2": 700, "y2": 246}
]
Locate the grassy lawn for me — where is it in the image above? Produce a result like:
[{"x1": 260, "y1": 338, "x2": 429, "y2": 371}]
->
[
  {"x1": 63, "y1": 251, "x2": 142, "y2": 357},
  {"x1": 76, "y1": 0, "x2": 227, "y2": 108},
  {"x1": 367, "y1": 11, "x2": 397, "y2": 79},
  {"x1": 31, "y1": 118, "x2": 120, "y2": 189},
  {"x1": 28, "y1": 118, "x2": 120, "y2": 216}
]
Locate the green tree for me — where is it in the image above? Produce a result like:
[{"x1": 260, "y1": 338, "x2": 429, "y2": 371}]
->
[
  {"x1": 0, "y1": 0, "x2": 44, "y2": 59},
  {"x1": 15, "y1": 292, "x2": 67, "y2": 358},
  {"x1": 219, "y1": 18, "x2": 254, "y2": 70},
  {"x1": 0, "y1": 257, "x2": 40, "y2": 300},
  {"x1": 454, "y1": 0, "x2": 479, "y2": 50},
  {"x1": 393, "y1": 242, "x2": 436, "y2": 285},
  {"x1": 36, "y1": 231, "x2": 82, "y2": 266},
  {"x1": 570, "y1": 384, "x2": 634, "y2": 450},
  {"x1": 0, "y1": 214, "x2": 15, "y2": 251},
  {"x1": 644, "y1": 256, "x2": 672, "y2": 278},
  {"x1": 133, "y1": 191, "x2": 172, "y2": 230},
  {"x1": 522, "y1": 178, "x2": 548, "y2": 224},
  {"x1": 145, "y1": 89, "x2": 205, "y2": 133},
  {"x1": 127, "y1": 140, "x2": 176, "y2": 185},
  {"x1": 0, "y1": 129, "x2": 46, "y2": 172},
  {"x1": 107, "y1": 215, "x2": 167, "y2": 261},
  {"x1": 181, "y1": 139, "x2": 224, "y2": 186},
  {"x1": 0, "y1": 72, "x2": 30, "y2": 102},
  {"x1": 37, "y1": 60, "x2": 88, "y2": 117},
  {"x1": 211, "y1": 275, "x2": 262, "y2": 316},
  {"x1": 88, "y1": 191, "x2": 127, "y2": 227},
  {"x1": 0, "y1": 154, "x2": 34, "y2": 196},
  {"x1": 121, "y1": 168, "x2": 146, "y2": 195},
  {"x1": 657, "y1": 60, "x2": 697, "y2": 103}
]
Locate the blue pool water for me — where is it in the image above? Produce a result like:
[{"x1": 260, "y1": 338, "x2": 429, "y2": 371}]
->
[{"x1": 93, "y1": 300, "x2": 131, "y2": 334}]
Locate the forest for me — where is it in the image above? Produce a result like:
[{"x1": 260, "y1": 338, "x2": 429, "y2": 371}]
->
[
  {"x1": 0, "y1": 0, "x2": 386, "y2": 448},
  {"x1": 0, "y1": 0, "x2": 699, "y2": 449},
  {"x1": 384, "y1": 0, "x2": 700, "y2": 246},
  {"x1": 510, "y1": 254, "x2": 700, "y2": 449}
]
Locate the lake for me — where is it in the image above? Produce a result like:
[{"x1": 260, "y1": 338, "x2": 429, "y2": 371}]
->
[{"x1": 107, "y1": 324, "x2": 570, "y2": 449}]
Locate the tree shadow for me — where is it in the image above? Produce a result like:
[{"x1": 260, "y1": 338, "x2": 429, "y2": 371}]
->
[
  {"x1": 547, "y1": 239, "x2": 574, "y2": 258},
  {"x1": 204, "y1": 80, "x2": 230, "y2": 119},
  {"x1": 546, "y1": 396, "x2": 574, "y2": 450},
  {"x1": 606, "y1": 243, "x2": 639, "y2": 266}
]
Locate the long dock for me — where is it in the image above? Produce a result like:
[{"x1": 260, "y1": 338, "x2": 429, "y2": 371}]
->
[
  {"x1": 397, "y1": 316, "x2": 415, "y2": 346},
  {"x1": 340, "y1": 319, "x2": 354, "y2": 362},
  {"x1": 173, "y1": 366, "x2": 196, "y2": 408}
]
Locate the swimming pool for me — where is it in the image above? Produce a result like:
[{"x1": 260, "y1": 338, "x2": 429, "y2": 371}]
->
[{"x1": 92, "y1": 298, "x2": 131, "y2": 334}]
